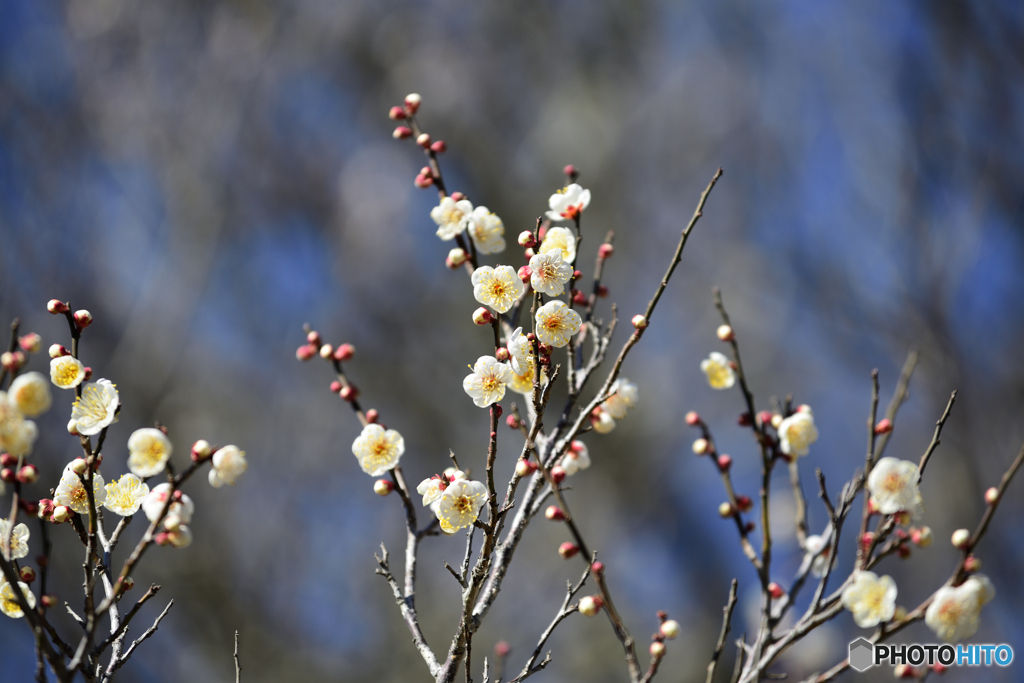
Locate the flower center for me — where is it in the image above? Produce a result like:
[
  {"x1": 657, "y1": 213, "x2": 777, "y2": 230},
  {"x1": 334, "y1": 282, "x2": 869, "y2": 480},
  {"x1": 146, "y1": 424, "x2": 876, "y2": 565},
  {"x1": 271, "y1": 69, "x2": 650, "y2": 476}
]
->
[
  {"x1": 54, "y1": 363, "x2": 79, "y2": 385},
  {"x1": 881, "y1": 472, "x2": 906, "y2": 495}
]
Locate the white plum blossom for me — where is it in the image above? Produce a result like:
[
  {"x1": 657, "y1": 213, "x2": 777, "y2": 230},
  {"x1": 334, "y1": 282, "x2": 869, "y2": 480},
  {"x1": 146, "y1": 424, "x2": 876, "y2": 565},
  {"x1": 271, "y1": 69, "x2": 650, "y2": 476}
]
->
[
  {"x1": 70, "y1": 379, "x2": 119, "y2": 436},
  {"x1": 561, "y1": 441, "x2": 591, "y2": 476},
  {"x1": 127, "y1": 428, "x2": 173, "y2": 478},
  {"x1": 535, "y1": 300, "x2": 582, "y2": 348},
  {"x1": 431, "y1": 196, "x2": 474, "y2": 240},
  {"x1": 0, "y1": 519, "x2": 29, "y2": 561},
  {"x1": 466, "y1": 207, "x2": 506, "y2": 254},
  {"x1": 463, "y1": 356, "x2": 513, "y2": 407},
  {"x1": 208, "y1": 445, "x2": 248, "y2": 488},
  {"x1": 0, "y1": 581, "x2": 35, "y2": 618},
  {"x1": 417, "y1": 476, "x2": 446, "y2": 507},
  {"x1": 841, "y1": 571, "x2": 897, "y2": 628},
  {"x1": 603, "y1": 378, "x2": 638, "y2": 419},
  {"x1": 701, "y1": 352, "x2": 735, "y2": 390},
  {"x1": 352, "y1": 424, "x2": 405, "y2": 476},
  {"x1": 8, "y1": 372, "x2": 51, "y2": 417},
  {"x1": 546, "y1": 183, "x2": 591, "y2": 222},
  {"x1": 804, "y1": 534, "x2": 831, "y2": 577},
  {"x1": 50, "y1": 355, "x2": 86, "y2": 390},
  {"x1": 0, "y1": 394, "x2": 36, "y2": 457},
  {"x1": 142, "y1": 483, "x2": 194, "y2": 525},
  {"x1": 103, "y1": 474, "x2": 149, "y2": 517},
  {"x1": 506, "y1": 327, "x2": 533, "y2": 376},
  {"x1": 777, "y1": 410, "x2": 819, "y2": 457},
  {"x1": 436, "y1": 479, "x2": 487, "y2": 534},
  {"x1": 867, "y1": 457, "x2": 922, "y2": 516},
  {"x1": 925, "y1": 575, "x2": 996, "y2": 642},
  {"x1": 538, "y1": 227, "x2": 577, "y2": 264},
  {"x1": 529, "y1": 251, "x2": 574, "y2": 297},
  {"x1": 54, "y1": 462, "x2": 106, "y2": 515},
  {"x1": 472, "y1": 265, "x2": 525, "y2": 314},
  {"x1": 507, "y1": 369, "x2": 536, "y2": 396},
  {"x1": 592, "y1": 410, "x2": 616, "y2": 434}
]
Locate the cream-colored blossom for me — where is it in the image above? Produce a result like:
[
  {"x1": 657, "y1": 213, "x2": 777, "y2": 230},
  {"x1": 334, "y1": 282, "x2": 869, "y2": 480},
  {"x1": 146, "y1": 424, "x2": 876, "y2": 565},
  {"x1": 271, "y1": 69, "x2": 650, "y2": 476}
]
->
[
  {"x1": 506, "y1": 327, "x2": 533, "y2": 376},
  {"x1": 467, "y1": 207, "x2": 506, "y2": 254},
  {"x1": 546, "y1": 183, "x2": 591, "y2": 222},
  {"x1": 417, "y1": 477, "x2": 446, "y2": 507},
  {"x1": 167, "y1": 525, "x2": 193, "y2": 548},
  {"x1": 592, "y1": 411, "x2": 616, "y2": 434},
  {"x1": 352, "y1": 424, "x2": 405, "y2": 476},
  {"x1": 128, "y1": 428, "x2": 173, "y2": 478},
  {"x1": 103, "y1": 474, "x2": 149, "y2": 517},
  {"x1": 436, "y1": 479, "x2": 487, "y2": 533},
  {"x1": 925, "y1": 575, "x2": 995, "y2": 642},
  {"x1": 463, "y1": 356, "x2": 513, "y2": 408},
  {"x1": 0, "y1": 403, "x2": 37, "y2": 458},
  {"x1": 538, "y1": 226, "x2": 577, "y2": 264},
  {"x1": 507, "y1": 369, "x2": 536, "y2": 396},
  {"x1": 142, "y1": 483, "x2": 194, "y2": 524},
  {"x1": 472, "y1": 265, "x2": 525, "y2": 314},
  {"x1": 70, "y1": 379, "x2": 119, "y2": 436},
  {"x1": 701, "y1": 352, "x2": 735, "y2": 390},
  {"x1": 604, "y1": 378, "x2": 638, "y2": 419},
  {"x1": 208, "y1": 445, "x2": 248, "y2": 488},
  {"x1": 53, "y1": 462, "x2": 106, "y2": 515},
  {"x1": 778, "y1": 411, "x2": 819, "y2": 457},
  {"x1": 841, "y1": 571, "x2": 897, "y2": 628},
  {"x1": 561, "y1": 442, "x2": 591, "y2": 476},
  {"x1": 528, "y1": 251, "x2": 574, "y2": 297},
  {"x1": 867, "y1": 457, "x2": 921, "y2": 515},
  {"x1": 0, "y1": 519, "x2": 29, "y2": 561},
  {"x1": 9, "y1": 372, "x2": 51, "y2": 417},
  {"x1": 0, "y1": 581, "x2": 35, "y2": 618},
  {"x1": 804, "y1": 534, "x2": 831, "y2": 577},
  {"x1": 50, "y1": 355, "x2": 85, "y2": 389},
  {"x1": 535, "y1": 300, "x2": 582, "y2": 348},
  {"x1": 431, "y1": 196, "x2": 474, "y2": 240}
]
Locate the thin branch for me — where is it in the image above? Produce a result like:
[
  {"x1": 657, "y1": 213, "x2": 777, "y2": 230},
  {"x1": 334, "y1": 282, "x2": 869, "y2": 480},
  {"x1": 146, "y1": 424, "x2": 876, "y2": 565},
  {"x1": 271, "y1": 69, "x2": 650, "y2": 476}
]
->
[
  {"x1": 706, "y1": 579, "x2": 739, "y2": 683},
  {"x1": 918, "y1": 391, "x2": 956, "y2": 479}
]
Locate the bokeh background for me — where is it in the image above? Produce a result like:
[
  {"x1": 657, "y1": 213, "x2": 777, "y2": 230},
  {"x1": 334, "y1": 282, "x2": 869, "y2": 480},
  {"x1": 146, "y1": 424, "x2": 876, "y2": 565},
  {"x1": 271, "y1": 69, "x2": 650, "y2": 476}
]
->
[{"x1": 2, "y1": 0, "x2": 1023, "y2": 681}]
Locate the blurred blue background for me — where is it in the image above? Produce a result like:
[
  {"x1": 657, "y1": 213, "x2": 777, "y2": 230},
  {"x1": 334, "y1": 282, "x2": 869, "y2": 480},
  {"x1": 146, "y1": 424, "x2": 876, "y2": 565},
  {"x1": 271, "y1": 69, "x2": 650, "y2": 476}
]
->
[{"x1": 2, "y1": 0, "x2": 1023, "y2": 680}]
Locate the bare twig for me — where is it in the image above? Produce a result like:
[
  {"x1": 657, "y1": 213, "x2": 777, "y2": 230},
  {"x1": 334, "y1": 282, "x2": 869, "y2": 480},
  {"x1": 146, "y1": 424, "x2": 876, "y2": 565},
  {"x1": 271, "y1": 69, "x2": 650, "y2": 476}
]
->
[{"x1": 706, "y1": 579, "x2": 739, "y2": 683}]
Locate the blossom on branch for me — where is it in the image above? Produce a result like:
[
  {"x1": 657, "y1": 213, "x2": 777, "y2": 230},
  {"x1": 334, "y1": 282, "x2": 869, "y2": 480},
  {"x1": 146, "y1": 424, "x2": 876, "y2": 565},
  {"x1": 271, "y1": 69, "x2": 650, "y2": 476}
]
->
[
  {"x1": 143, "y1": 483, "x2": 194, "y2": 525},
  {"x1": 0, "y1": 581, "x2": 35, "y2": 619},
  {"x1": 472, "y1": 265, "x2": 525, "y2": 314},
  {"x1": 803, "y1": 534, "x2": 831, "y2": 577},
  {"x1": 560, "y1": 440, "x2": 591, "y2": 476},
  {"x1": 352, "y1": 424, "x2": 405, "y2": 476},
  {"x1": 528, "y1": 251, "x2": 574, "y2": 297},
  {"x1": 0, "y1": 519, "x2": 29, "y2": 561},
  {"x1": 467, "y1": 207, "x2": 506, "y2": 254},
  {"x1": 700, "y1": 352, "x2": 735, "y2": 390},
  {"x1": 538, "y1": 227, "x2": 577, "y2": 264},
  {"x1": 128, "y1": 428, "x2": 173, "y2": 478},
  {"x1": 604, "y1": 378, "x2": 638, "y2": 419},
  {"x1": 463, "y1": 356, "x2": 513, "y2": 407},
  {"x1": 50, "y1": 355, "x2": 86, "y2": 390},
  {"x1": 0, "y1": 393, "x2": 37, "y2": 457},
  {"x1": 841, "y1": 570, "x2": 897, "y2": 628},
  {"x1": 866, "y1": 457, "x2": 922, "y2": 516},
  {"x1": 416, "y1": 476, "x2": 446, "y2": 507},
  {"x1": 777, "y1": 410, "x2": 819, "y2": 457},
  {"x1": 70, "y1": 379, "x2": 119, "y2": 436},
  {"x1": 535, "y1": 300, "x2": 582, "y2": 348},
  {"x1": 54, "y1": 462, "x2": 106, "y2": 515},
  {"x1": 208, "y1": 445, "x2": 248, "y2": 488},
  {"x1": 431, "y1": 196, "x2": 474, "y2": 240},
  {"x1": 436, "y1": 478, "x2": 487, "y2": 533},
  {"x1": 546, "y1": 184, "x2": 591, "y2": 222},
  {"x1": 925, "y1": 575, "x2": 995, "y2": 642},
  {"x1": 103, "y1": 474, "x2": 149, "y2": 517},
  {"x1": 8, "y1": 371, "x2": 52, "y2": 417}
]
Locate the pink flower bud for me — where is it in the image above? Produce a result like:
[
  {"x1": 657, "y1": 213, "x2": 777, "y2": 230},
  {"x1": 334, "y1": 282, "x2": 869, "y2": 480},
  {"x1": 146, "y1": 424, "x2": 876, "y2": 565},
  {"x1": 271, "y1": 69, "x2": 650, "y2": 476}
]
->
[
  {"x1": 796, "y1": 404, "x2": 812, "y2": 413},
  {"x1": 296, "y1": 344, "x2": 316, "y2": 361},
  {"x1": 517, "y1": 231, "x2": 536, "y2": 248},
  {"x1": 660, "y1": 619, "x2": 681, "y2": 639},
  {"x1": 745, "y1": 521, "x2": 756, "y2": 533},
  {"x1": 16, "y1": 464, "x2": 38, "y2": 484},
  {"x1": 41, "y1": 594, "x2": 57, "y2": 609},
  {"x1": 737, "y1": 412, "x2": 753, "y2": 427},
  {"x1": 416, "y1": 133, "x2": 431, "y2": 148},
  {"x1": 951, "y1": 528, "x2": 971, "y2": 549},
  {"x1": 578, "y1": 594, "x2": 603, "y2": 616},
  {"x1": 49, "y1": 343, "x2": 68, "y2": 358},
  {"x1": 306, "y1": 330, "x2": 321, "y2": 345},
  {"x1": 550, "y1": 466, "x2": 566, "y2": 484},
  {"x1": 767, "y1": 582, "x2": 785, "y2": 599},
  {"x1": 52, "y1": 506, "x2": 71, "y2": 524},
  {"x1": 82, "y1": 366, "x2": 93, "y2": 381},
  {"x1": 649, "y1": 641, "x2": 666, "y2": 657},
  {"x1": 392, "y1": 126, "x2": 413, "y2": 139},
  {"x1": 414, "y1": 174, "x2": 434, "y2": 188},
  {"x1": 0, "y1": 352, "x2": 23, "y2": 371},
  {"x1": 19, "y1": 566, "x2": 36, "y2": 583},
  {"x1": 572, "y1": 290, "x2": 588, "y2": 306},
  {"x1": 716, "y1": 324, "x2": 734, "y2": 341},
  {"x1": 910, "y1": 526, "x2": 932, "y2": 547},
  {"x1": 374, "y1": 479, "x2": 394, "y2": 496},
  {"x1": 631, "y1": 314, "x2": 648, "y2": 329},
  {"x1": 897, "y1": 543, "x2": 911, "y2": 558},
  {"x1": 718, "y1": 502, "x2": 734, "y2": 518},
  {"x1": 47, "y1": 299, "x2": 69, "y2": 314},
  {"x1": 873, "y1": 418, "x2": 893, "y2": 434},
  {"x1": 685, "y1": 411, "x2": 700, "y2": 426},
  {"x1": 473, "y1": 307, "x2": 494, "y2": 326},
  {"x1": 598, "y1": 243, "x2": 614, "y2": 259},
  {"x1": 334, "y1": 344, "x2": 356, "y2": 362},
  {"x1": 388, "y1": 106, "x2": 406, "y2": 120},
  {"x1": 319, "y1": 344, "x2": 334, "y2": 359},
  {"x1": 515, "y1": 459, "x2": 532, "y2": 477},
  {"x1": 757, "y1": 411, "x2": 774, "y2": 427},
  {"x1": 736, "y1": 495, "x2": 752, "y2": 513},
  {"x1": 558, "y1": 542, "x2": 579, "y2": 559},
  {"x1": 0, "y1": 468, "x2": 13, "y2": 483},
  {"x1": 523, "y1": 248, "x2": 535, "y2": 259},
  {"x1": 121, "y1": 576, "x2": 135, "y2": 592},
  {"x1": 404, "y1": 93, "x2": 421, "y2": 113},
  {"x1": 867, "y1": 498, "x2": 878, "y2": 514},
  {"x1": 597, "y1": 285, "x2": 608, "y2": 298},
  {"x1": 73, "y1": 309, "x2": 93, "y2": 328},
  {"x1": 984, "y1": 487, "x2": 999, "y2": 505},
  {"x1": 963, "y1": 554, "x2": 982, "y2": 572},
  {"x1": 717, "y1": 454, "x2": 732, "y2": 470},
  {"x1": 545, "y1": 505, "x2": 565, "y2": 521},
  {"x1": 21, "y1": 501, "x2": 39, "y2": 517},
  {"x1": 563, "y1": 164, "x2": 577, "y2": 178},
  {"x1": 430, "y1": 140, "x2": 447, "y2": 153},
  {"x1": 860, "y1": 532, "x2": 876, "y2": 549},
  {"x1": 364, "y1": 409, "x2": 379, "y2": 424},
  {"x1": 0, "y1": 454, "x2": 16, "y2": 468},
  {"x1": 505, "y1": 414, "x2": 520, "y2": 429},
  {"x1": 450, "y1": 191, "x2": 466, "y2": 202},
  {"x1": 18, "y1": 333, "x2": 41, "y2": 353},
  {"x1": 590, "y1": 561, "x2": 604, "y2": 575},
  {"x1": 191, "y1": 440, "x2": 212, "y2": 462},
  {"x1": 517, "y1": 265, "x2": 532, "y2": 282},
  {"x1": 71, "y1": 458, "x2": 88, "y2": 475},
  {"x1": 493, "y1": 348, "x2": 510, "y2": 365},
  {"x1": 494, "y1": 641, "x2": 511, "y2": 658},
  {"x1": 340, "y1": 385, "x2": 359, "y2": 401},
  {"x1": 692, "y1": 438, "x2": 709, "y2": 455}
]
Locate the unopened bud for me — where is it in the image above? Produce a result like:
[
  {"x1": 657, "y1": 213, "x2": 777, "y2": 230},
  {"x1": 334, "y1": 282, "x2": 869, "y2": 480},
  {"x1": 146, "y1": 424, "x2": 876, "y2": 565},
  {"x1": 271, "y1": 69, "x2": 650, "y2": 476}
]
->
[
  {"x1": 41, "y1": 594, "x2": 57, "y2": 609},
  {"x1": 550, "y1": 466, "x2": 566, "y2": 484},
  {"x1": 495, "y1": 347, "x2": 510, "y2": 363},
  {"x1": 757, "y1": 411, "x2": 774, "y2": 427},
  {"x1": 572, "y1": 290, "x2": 587, "y2": 306},
  {"x1": 365, "y1": 409, "x2": 379, "y2": 423},
  {"x1": 515, "y1": 459, "x2": 533, "y2": 477},
  {"x1": 685, "y1": 411, "x2": 700, "y2": 426},
  {"x1": 47, "y1": 299, "x2": 70, "y2": 314},
  {"x1": 771, "y1": 414, "x2": 784, "y2": 429},
  {"x1": 517, "y1": 265, "x2": 532, "y2": 282},
  {"x1": 545, "y1": 505, "x2": 565, "y2": 521},
  {"x1": 388, "y1": 106, "x2": 406, "y2": 120},
  {"x1": 19, "y1": 566, "x2": 36, "y2": 583},
  {"x1": 0, "y1": 352, "x2": 23, "y2": 371},
  {"x1": 122, "y1": 576, "x2": 135, "y2": 592},
  {"x1": 897, "y1": 544, "x2": 911, "y2": 559},
  {"x1": 430, "y1": 140, "x2": 447, "y2": 153},
  {"x1": 984, "y1": 487, "x2": 999, "y2": 505},
  {"x1": 717, "y1": 454, "x2": 732, "y2": 471},
  {"x1": 506, "y1": 414, "x2": 520, "y2": 429},
  {"x1": 18, "y1": 333, "x2": 42, "y2": 354},
  {"x1": 52, "y1": 506, "x2": 72, "y2": 523},
  {"x1": 374, "y1": 479, "x2": 394, "y2": 496},
  {"x1": 414, "y1": 173, "x2": 434, "y2": 188},
  {"x1": 49, "y1": 343, "x2": 68, "y2": 358},
  {"x1": 190, "y1": 440, "x2": 212, "y2": 462},
  {"x1": 16, "y1": 464, "x2": 38, "y2": 484},
  {"x1": 660, "y1": 619, "x2": 681, "y2": 639},
  {"x1": 692, "y1": 438, "x2": 709, "y2": 455},
  {"x1": 590, "y1": 561, "x2": 604, "y2": 575},
  {"x1": 718, "y1": 502, "x2": 734, "y2": 518},
  {"x1": 473, "y1": 307, "x2": 494, "y2": 326},
  {"x1": 416, "y1": 133, "x2": 431, "y2": 148},
  {"x1": 737, "y1": 412, "x2": 753, "y2": 427},
  {"x1": 67, "y1": 419, "x2": 80, "y2": 436},
  {"x1": 334, "y1": 344, "x2": 356, "y2": 362},
  {"x1": 73, "y1": 309, "x2": 93, "y2": 328},
  {"x1": 563, "y1": 164, "x2": 577, "y2": 178},
  {"x1": 874, "y1": 418, "x2": 893, "y2": 435},
  {"x1": 910, "y1": 526, "x2": 933, "y2": 547},
  {"x1": 578, "y1": 595, "x2": 603, "y2": 616},
  {"x1": 523, "y1": 248, "x2": 535, "y2": 259},
  {"x1": 963, "y1": 554, "x2": 982, "y2": 572},
  {"x1": 797, "y1": 404, "x2": 812, "y2": 414},
  {"x1": 650, "y1": 641, "x2": 666, "y2": 657},
  {"x1": 450, "y1": 191, "x2": 466, "y2": 202},
  {"x1": 598, "y1": 243, "x2": 614, "y2": 259},
  {"x1": 631, "y1": 314, "x2": 647, "y2": 329},
  {"x1": 558, "y1": 542, "x2": 579, "y2": 559},
  {"x1": 596, "y1": 285, "x2": 609, "y2": 298},
  {"x1": 340, "y1": 385, "x2": 359, "y2": 401},
  {"x1": 767, "y1": 582, "x2": 785, "y2": 599},
  {"x1": 0, "y1": 454, "x2": 15, "y2": 468},
  {"x1": 317, "y1": 344, "x2": 334, "y2": 359},
  {"x1": 0, "y1": 468, "x2": 13, "y2": 483},
  {"x1": 716, "y1": 324, "x2": 734, "y2": 341},
  {"x1": 494, "y1": 640, "x2": 510, "y2": 658},
  {"x1": 538, "y1": 343, "x2": 552, "y2": 357},
  {"x1": 392, "y1": 126, "x2": 412, "y2": 139},
  {"x1": 736, "y1": 495, "x2": 752, "y2": 513},
  {"x1": 37, "y1": 499, "x2": 55, "y2": 520},
  {"x1": 951, "y1": 528, "x2": 971, "y2": 549},
  {"x1": 296, "y1": 344, "x2": 316, "y2": 361},
  {"x1": 70, "y1": 458, "x2": 88, "y2": 475},
  {"x1": 518, "y1": 231, "x2": 536, "y2": 248},
  {"x1": 860, "y1": 532, "x2": 876, "y2": 549},
  {"x1": 404, "y1": 93, "x2": 421, "y2": 113},
  {"x1": 82, "y1": 366, "x2": 93, "y2": 381}
]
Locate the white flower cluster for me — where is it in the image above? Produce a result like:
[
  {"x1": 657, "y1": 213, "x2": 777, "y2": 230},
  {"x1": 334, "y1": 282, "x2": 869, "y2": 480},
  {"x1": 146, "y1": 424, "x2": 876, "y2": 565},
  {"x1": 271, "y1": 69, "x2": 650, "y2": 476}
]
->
[
  {"x1": 417, "y1": 471, "x2": 487, "y2": 534},
  {"x1": 0, "y1": 371, "x2": 50, "y2": 457},
  {"x1": 430, "y1": 197, "x2": 506, "y2": 254},
  {"x1": 592, "y1": 378, "x2": 639, "y2": 434}
]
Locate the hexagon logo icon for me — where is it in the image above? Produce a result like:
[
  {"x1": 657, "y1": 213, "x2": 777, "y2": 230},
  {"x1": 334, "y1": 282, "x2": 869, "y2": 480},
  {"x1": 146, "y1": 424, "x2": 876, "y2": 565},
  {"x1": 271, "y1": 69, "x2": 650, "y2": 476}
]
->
[{"x1": 848, "y1": 638, "x2": 875, "y2": 672}]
